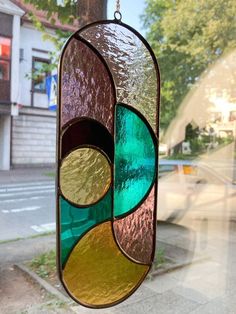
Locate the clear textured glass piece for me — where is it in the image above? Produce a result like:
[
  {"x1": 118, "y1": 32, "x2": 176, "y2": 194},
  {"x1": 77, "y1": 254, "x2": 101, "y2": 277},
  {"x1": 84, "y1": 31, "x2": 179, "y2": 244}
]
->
[{"x1": 79, "y1": 23, "x2": 159, "y2": 130}]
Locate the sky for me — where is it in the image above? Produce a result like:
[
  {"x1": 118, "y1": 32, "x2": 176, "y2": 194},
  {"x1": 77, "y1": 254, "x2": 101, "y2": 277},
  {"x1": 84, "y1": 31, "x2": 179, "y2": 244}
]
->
[{"x1": 107, "y1": 0, "x2": 147, "y2": 36}]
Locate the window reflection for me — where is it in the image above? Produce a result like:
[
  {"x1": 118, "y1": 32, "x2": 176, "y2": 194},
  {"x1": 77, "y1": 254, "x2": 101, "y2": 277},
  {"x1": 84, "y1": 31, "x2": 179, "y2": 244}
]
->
[
  {"x1": 32, "y1": 58, "x2": 49, "y2": 93},
  {"x1": 0, "y1": 37, "x2": 11, "y2": 81}
]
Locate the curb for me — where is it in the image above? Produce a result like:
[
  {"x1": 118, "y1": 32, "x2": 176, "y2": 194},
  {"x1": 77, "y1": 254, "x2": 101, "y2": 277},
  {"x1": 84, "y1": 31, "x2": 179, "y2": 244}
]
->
[
  {"x1": 15, "y1": 263, "x2": 69, "y2": 304},
  {"x1": 150, "y1": 255, "x2": 210, "y2": 277}
]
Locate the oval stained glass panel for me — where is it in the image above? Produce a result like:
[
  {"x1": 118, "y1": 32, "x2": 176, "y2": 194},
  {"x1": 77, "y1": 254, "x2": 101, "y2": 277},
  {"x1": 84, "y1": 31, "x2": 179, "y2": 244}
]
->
[{"x1": 79, "y1": 22, "x2": 159, "y2": 130}]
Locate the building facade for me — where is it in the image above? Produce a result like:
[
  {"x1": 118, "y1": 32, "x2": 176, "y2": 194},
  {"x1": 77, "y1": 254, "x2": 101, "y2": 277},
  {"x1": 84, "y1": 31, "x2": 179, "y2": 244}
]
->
[{"x1": 0, "y1": 0, "x2": 75, "y2": 170}]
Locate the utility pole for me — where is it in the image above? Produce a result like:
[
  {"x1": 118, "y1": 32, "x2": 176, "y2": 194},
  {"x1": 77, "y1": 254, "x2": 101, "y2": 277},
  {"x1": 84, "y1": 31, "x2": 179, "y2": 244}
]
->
[{"x1": 77, "y1": 0, "x2": 107, "y2": 27}]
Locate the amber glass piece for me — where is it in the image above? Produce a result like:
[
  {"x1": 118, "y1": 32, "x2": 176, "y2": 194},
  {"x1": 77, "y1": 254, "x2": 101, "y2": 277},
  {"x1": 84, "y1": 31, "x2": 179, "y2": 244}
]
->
[
  {"x1": 60, "y1": 38, "x2": 115, "y2": 132},
  {"x1": 63, "y1": 222, "x2": 149, "y2": 307},
  {"x1": 79, "y1": 23, "x2": 159, "y2": 130},
  {"x1": 60, "y1": 147, "x2": 111, "y2": 206},
  {"x1": 113, "y1": 187, "x2": 156, "y2": 264},
  {"x1": 61, "y1": 119, "x2": 114, "y2": 161},
  {"x1": 60, "y1": 190, "x2": 112, "y2": 267}
]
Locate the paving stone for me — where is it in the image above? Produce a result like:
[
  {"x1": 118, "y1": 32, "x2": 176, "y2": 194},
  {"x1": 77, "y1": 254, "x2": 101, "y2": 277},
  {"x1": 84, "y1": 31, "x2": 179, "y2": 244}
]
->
[
  {"x1": 110, "y1": 291, "x2": 199, "y2": 314},
  {"x1": 144, "y1": 272, "x2": 179, "y2": 293},
  {"x1": 189, "y1": 299, "x2": 236, "y2": 314}
]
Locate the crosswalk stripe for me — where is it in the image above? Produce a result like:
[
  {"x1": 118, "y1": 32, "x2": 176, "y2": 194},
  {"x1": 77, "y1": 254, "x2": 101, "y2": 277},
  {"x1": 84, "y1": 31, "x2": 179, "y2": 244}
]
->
[
  {"x1": 2, "y1": 206, "x2": 41, "y2": 214},
  {"x1": 0, "y1": 189, "x2": 54, "y2": 198},
  {"x1": 1, "y1": 196, "x2": 47, "y2": 203},
  {"x1": 0, "y1": 184, "x2": 54, "y2": 193},
  {"x1": 31, "y1": 222, "x2": 56, "y2": 233},
  {"x1": 0, "y1": 181, "x2": 55, "y2": 189}
]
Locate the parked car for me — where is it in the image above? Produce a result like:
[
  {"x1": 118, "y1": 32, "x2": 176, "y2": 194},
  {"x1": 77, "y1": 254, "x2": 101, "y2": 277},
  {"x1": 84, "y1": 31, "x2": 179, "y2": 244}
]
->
[{"x1": 158, "y1": 159, "x2": 236, "y2": 223}]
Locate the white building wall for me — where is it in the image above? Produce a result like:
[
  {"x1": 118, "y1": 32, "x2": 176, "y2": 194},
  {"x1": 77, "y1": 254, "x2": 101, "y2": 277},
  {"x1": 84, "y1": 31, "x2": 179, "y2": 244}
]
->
[
  {"x1": 0, "y1": 115, "x2": 11, "y2": 170},
  {"x1": 12, "y1": 113, "x2": 56, "y2": 165},
  {"x1": 11, "y1": 14, "x2": 21, "y2": 104},
  {"x1": 11, "y1": 22, "x2": 57, "y2": 167},
  {"x1": 19, "y1": 23, "x2": 56, "y2": 108}
]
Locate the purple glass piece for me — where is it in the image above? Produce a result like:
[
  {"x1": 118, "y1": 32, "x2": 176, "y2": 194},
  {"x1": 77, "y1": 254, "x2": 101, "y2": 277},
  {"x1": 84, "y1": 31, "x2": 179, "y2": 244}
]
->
[
  {"x1": 60, "y1": 38, "x2": 115, "y2": 133},
  {"x1": 113, "y1": 187, "x2": 156, "y2": 264}
]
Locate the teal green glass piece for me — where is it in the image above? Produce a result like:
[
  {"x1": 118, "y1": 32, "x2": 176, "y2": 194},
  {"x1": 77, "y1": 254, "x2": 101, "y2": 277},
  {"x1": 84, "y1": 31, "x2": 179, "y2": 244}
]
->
[
  {"x1": 114, "y1": 104, "x2": 156, "y2": 217},
  {"x1": 60, "y1": 189, "x2": 112, "y2": 267}
]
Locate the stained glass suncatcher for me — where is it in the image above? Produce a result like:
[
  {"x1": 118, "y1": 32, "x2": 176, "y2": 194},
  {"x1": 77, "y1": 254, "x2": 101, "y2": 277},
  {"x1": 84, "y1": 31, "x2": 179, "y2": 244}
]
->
[{"x1": 57, "y1": 19, "x2": 160, "y2": 309}]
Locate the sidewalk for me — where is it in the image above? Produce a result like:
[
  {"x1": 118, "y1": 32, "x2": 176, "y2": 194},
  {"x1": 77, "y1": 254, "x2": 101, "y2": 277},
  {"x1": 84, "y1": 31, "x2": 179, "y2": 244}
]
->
[
  {"x1": 0, "y1": 166, "x2": 55, "y2": 184},
  {"x1": 2, "y1": 219, "x2": 233, "y2": 314},
  {"x1": 0, "y1": 168, "x2": 235, "y2": 313}
]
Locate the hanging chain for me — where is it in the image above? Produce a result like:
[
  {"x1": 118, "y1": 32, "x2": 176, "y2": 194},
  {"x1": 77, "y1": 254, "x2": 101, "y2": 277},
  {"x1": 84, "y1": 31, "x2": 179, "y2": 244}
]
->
[
  {"x1": 114, "y1": 0, "x2": 122, "y2": 21},
  {"x1": 116, "y1": 0, "x2": 120, "y2": 12}
]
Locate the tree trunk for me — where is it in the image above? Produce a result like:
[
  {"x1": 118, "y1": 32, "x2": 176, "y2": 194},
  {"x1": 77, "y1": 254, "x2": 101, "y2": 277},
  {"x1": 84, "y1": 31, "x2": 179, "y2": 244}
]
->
[{"x1": 78, "y1": 0, "x2": 107, "y2": 28}]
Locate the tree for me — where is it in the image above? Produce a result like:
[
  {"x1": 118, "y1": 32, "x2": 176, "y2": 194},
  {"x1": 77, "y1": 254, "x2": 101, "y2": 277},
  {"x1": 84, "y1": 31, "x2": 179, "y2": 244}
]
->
[
  {"x1": 24, "y1": 0, "x2": 107, "y2": 75},
  {"x1": 24, "y1": 0, "x2": 107, "y2": 26},
  {"x1": 142, "y1": 0, "x2": 236, "y2": 130}
]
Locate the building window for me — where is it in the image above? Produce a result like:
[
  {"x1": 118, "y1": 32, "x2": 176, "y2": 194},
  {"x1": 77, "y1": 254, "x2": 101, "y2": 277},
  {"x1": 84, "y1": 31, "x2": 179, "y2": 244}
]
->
[
  {"x1": 229, "y1": 111, "x2": 236, "y2": 122},
  {"x1": 32, "y1": 57, "x2": 50, "y2": 93},
  {"x1": 0, "y1": 36, "x2": 11, "y2": 81}
]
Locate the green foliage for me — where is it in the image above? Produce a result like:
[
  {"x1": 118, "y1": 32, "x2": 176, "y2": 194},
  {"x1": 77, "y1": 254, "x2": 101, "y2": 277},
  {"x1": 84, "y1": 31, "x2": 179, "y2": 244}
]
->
[
  {"x1": 24, "y1": 0, "x2": 77, "y2": 25},
  {"x1": 142, "y1": 0, "x2": 236, "y2": 129},
  {"x1": 23, "y1": 1, "x2": 74, "y2": 75},
  {"x1": 30, "y1": 250, "x2": 56, "y2": 279},
  {"x1": 155, "y1": 247, "x2": 166, "y2": 267}
]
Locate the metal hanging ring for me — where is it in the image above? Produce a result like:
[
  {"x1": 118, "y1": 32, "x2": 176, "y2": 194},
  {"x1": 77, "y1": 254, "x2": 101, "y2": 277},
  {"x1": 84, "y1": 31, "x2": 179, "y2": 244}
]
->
[{"x1": 114, "y1": 10, "x2": 122, "y2": 21}]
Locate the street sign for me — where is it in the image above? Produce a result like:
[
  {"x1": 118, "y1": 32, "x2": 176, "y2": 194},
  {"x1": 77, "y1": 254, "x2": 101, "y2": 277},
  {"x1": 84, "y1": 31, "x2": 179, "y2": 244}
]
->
[{"x1": 46, "y1": 74, "x2": 57, "y2": 111}]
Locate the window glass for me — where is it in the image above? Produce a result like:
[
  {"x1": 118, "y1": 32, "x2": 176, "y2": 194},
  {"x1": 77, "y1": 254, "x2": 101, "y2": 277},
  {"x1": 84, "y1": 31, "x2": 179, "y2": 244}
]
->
[
  {"x1": 0, "y1": 60, "x2": 10, "y2": 80},
  {"x1": 32, "y1": 59, "x2": 49, "y2": 93},
  {"x1": 0, "y1": 37, "x2": 11, "y2": 59}
]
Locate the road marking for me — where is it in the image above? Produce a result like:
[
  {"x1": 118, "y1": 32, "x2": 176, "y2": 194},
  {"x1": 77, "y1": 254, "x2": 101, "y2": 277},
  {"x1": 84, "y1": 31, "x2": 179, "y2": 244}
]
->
[
  {"x1": 0, "y1": 181, "x2": 55, "y2": 189},
  {"x1": 31, "y1": 222, "x2": 56, "y2": 233},
  {"x1": 1, "y1": 196, "x2": 47, "y2": 203},
  {"x1": 2, "y1": 206, "x2": 41, "y2": 214},
  {"x1": 0, "y1": 184, "x2": 54, "y2": 193},
  {"x1": 0, "y1": 189, "x2": 54, "y2": 198}
]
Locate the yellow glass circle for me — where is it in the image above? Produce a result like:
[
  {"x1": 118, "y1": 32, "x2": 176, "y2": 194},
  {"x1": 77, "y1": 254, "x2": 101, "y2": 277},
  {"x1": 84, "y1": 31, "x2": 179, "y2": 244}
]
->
[
  {"x1": 63, "y1": 222, "x2": 149, "y2": 307},
  {"x1": 60, "y1": 147, "x2": 111, "y2": 206}
]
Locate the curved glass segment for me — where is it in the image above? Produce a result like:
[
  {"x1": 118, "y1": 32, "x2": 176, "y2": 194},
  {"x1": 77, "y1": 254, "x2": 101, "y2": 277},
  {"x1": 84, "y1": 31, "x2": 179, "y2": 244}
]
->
[
  {"x1": 113, "y1": 187, "x2": 156, "y2": 264},
  {"x1": 63, "y1": 222, "x2": 149, "y2": 307},
  {"x1": 60, "y1": 191, "x2": 112, "y2": 267},
  {"x1": 60, "y1": 37, "x2": 116, "y2": 132},
  {"x1": 114, "y1": 104, "x2": 157, "y2": 218},
  {"x1": 61, "y1": 118, "x2": 114, "y2": 161},
  {"x1": 79, "y1": 22, "x2": 159, "y2": 130}
]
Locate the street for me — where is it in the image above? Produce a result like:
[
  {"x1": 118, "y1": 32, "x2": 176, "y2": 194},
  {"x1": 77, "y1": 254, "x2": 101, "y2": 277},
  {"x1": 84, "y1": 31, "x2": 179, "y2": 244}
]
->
[{"x1": 0, "y1": 180, "x2": 55, "y2": 241}]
